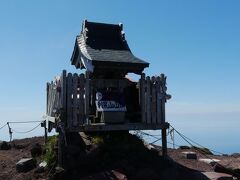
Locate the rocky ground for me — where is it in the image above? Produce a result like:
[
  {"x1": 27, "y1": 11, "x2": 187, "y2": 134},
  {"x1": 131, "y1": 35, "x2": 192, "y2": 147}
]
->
[{"x1": 0, "y1": 135, "x2": 239, "y2": 180}]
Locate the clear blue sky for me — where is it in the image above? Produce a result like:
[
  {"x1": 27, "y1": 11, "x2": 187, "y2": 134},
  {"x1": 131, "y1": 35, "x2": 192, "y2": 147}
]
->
[{"x1": 0, "y1": 1, "x2": 240, "y2": 151}]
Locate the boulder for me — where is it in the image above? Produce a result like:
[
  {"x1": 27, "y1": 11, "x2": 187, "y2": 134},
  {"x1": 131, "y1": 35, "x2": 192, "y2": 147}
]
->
[
  {"x1": 0, "y1": 141, "x2": 11, "y2": 150},
  {"x1": 199, "y1": 158, "x2": 220, "y2": 166},
  {"x1": 16, "y1": 158, "x2": 36, "y2": 173},
  {"x1": 201, "y1": 172, "x2": 233, "y2": 180},
  {"x1": 181, "y1": 151, "x2": 197, "y2": 160},
  {"x1": 31, "y1": 143, "x2": 42, "y2": 157}
]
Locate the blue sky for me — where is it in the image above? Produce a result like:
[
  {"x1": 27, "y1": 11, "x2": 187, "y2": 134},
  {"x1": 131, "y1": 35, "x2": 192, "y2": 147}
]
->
[{"x1": 0, "y1": 1, "x2": 240, "y2": 151}]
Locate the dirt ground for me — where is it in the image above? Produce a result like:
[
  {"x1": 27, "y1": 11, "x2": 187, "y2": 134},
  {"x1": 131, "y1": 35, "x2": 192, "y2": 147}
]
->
[
  {"x1": 0, "y1": 137, "x2": 48, "y2": 180},
  {"x1": 0, "y1": 136, "x2": 239, "y2": 180}
]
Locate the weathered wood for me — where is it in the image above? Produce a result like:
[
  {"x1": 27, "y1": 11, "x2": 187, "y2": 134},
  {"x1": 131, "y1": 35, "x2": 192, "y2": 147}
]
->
[
  {"x1": 67, "y1": 73, "x2": 73, "y2": 128},
  {"x1": 151, "y1": 76, "x2": 157, "y2": 124},
  {"x1": 72, "y1": 73, "x2": 78, "y2": 126},
  {"x1": 91, "y1": 79, "x2": 130, "y2": 89},
  {"x1": 140, "y1": 73, "x2": 146, "y2": 123},
  {"x1": 69, "y1": 122, "x2": 169, "y2": 132},
  {"x1": 156, "y1": 76, "x2": 162, "y2": 124},
  {"x1": 46, "y1": 70, "x2": 170, "y2": 133},
  {"x1": 61, "y1": 70, "x2": 67, "y2": 126},
  {"x1": 160, "y1": 74, "x2": 166, "y2": 124},
  {"x1": 162, "y1": 128, "x2": 167, "y2": 157},
  {"x1": 79, "y1": 73, "x2": 85, "y2": 125},
  {"x1": 85, "y1": 71, "x2": 90, "y2": 124},
  {"x1": 46, "y1": 83, "x2": 49, "y2": 115},
  {"x1": 146, "y1": 76, "x2": 151, "y2": 124}
]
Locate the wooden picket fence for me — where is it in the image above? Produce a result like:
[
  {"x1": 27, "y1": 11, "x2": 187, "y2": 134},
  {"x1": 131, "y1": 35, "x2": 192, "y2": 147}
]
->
[
  {"x1": 139, "y1": 74, "x2": 169, "y2": 125},
  {"x1": 46, "y1": 70, "x2": 170, "y2": 130}
]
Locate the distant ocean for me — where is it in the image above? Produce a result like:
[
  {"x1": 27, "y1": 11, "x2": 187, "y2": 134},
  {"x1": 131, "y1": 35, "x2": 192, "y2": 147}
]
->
[
  {"x1": 0, "y1": 118, "x2": 239, "y2": 154},
  {"x1": 142, "y1": 118, "x2": 240, "y2": 154}
]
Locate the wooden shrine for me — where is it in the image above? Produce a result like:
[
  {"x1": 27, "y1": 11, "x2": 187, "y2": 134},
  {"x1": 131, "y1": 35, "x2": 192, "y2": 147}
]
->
[{"x1": 46, "y1": 20, "x2": 171, "y2": 165}]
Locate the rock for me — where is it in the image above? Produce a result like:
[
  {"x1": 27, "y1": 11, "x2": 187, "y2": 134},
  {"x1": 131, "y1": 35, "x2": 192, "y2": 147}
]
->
[
  {"x1": 213, "y1": 163, "x2": 233, "y2": 175},
  {"x1": 179, "y1": 145, "x2": 191, "y2": 150},
  {"x1": 34, "y1": 161, "x2": 47, "y2": 174},
  {"x1": 199, "y1": 158, "x2": 220, "y2": 166},
  {"x1": 201, "y1": 172, "x2": 233, "y2": 180},
  {"x1": 16, "y1": 158, "x2": 36, "y2": 173},
  {"x1": 0, "y1": 141, "x2": 11, "y2": 150},
  {"x1": 111, "y1": 170, "x2": 127, "y2": 180},
  {"x1": 39, "y1": 161, "x2": 47, "y2": 168},
  {"x1": 181, "y1": 151, "x2": 197, "y2": 159},
  {"x1": 31, "y1": 143, "x2": 42, "y2": 157}
]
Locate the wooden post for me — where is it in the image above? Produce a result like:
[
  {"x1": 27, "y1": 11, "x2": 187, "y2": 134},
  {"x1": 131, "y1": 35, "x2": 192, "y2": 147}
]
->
[
  {"x1": 58, "y1": 70, "x2": 67, "y2": 168},
  {"x1": 61, "y1": 70, "x2": 67, "y2": 126},
  {"x1": 41, "y1": 120, "x2": 48, "y2": 144},
  {"x1": 67, "y1": 73, "x2": 73, "y2": 128},
  {"x1": 72, "y1": 73, "x2": 78, "y2": 127},
  {"x1": 160, "y1": 74, "x2": 167, "y2": 157},
  {"x1": 140, "y1": 73, "x2": 146, "y2": 123},
  {"x1": 7, "y1": 122, "x2": 12, "y2": 142},
  {"x1": 146, "y1": 76, "x2": 151, "y2": 124},
  {"x1": 85, "y1": 71, "x2": 90, "y2": 124},
  {"x1": 151, "y1": 76, "x2": 156, "y2": 124},
  {"x1": 58, "y1": 130, "x2": 65, "y2": 168},
  {"x1": 162, "y1": 127, "x2": 167, "y2": 157}
]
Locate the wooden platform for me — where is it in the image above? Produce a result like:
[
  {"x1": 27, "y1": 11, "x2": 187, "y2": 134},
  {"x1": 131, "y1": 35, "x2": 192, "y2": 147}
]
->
[{"x1": 67, "y1": 122, "x2": 169, "y2": 132}]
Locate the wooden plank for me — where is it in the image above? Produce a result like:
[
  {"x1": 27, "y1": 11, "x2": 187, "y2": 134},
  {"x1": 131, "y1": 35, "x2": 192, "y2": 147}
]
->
[
  {"x1": 61, "y1": 70, "x2": 67, "y2": 125},
  {"x1": 146, "y1": 76, "x2": 151, "y2": 124},
  {"x1": 156, "y1": 76, "x2": 162, "y2": 124},
  {"x1": 85, "y1": 71, "x2": 90, "y2": 124},
  {"x1": 160, "y1": 74, "x2": 166, "y2": 124},
  {"x1": 69, "y1": 122, "x2": 169, "y2": 132},
  {"x1": 151, "y1": 76, "x2": 157, "y2": 124},
  {"x1": 79, "y1": 73, "x2": 85, "y2": 125},
  {"x1": 140, "y1": 73, "x2": 146, "y2": 123},
  {"x1": 72, "y1": 73, "x2": 78, "y2": 127},
  {"x1": 46, "y1": 83, "x2": 49, "y2": 115},
  {"x1": 67, "y1": 73, "x2": 73, "y2": 128},
  {"x1": 49, "y1": 81, "x2": 54, "y2": 116}
]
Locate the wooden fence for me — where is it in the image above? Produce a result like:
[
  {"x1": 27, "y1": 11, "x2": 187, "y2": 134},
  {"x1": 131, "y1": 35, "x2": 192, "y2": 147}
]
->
[
  {"x1": 139, "y1": 73, "x2": 170, "y2": 125},
  {"x1": 47, "y1": 70, "x2": 170, "y2": 130}
]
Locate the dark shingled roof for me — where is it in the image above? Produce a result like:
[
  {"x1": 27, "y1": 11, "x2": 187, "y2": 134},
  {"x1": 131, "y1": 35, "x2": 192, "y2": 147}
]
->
[{"x1": 71, "y1": 20, "x2": 149, "y2": 75}]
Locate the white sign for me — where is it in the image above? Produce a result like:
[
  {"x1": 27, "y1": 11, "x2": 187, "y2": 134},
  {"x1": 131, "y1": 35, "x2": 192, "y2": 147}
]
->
[{"x1": 96, "y1": 100, "x2": 126, "y2": 112}]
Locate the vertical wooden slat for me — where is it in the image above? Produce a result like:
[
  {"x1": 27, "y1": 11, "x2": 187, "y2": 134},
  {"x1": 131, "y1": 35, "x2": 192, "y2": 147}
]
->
[
  {"x1": 160, "y1": 74, "x2": 166, "y2": 124},
  {"x1": 160, "y1": 73, "x2": 167, "y2": 157},
  {"x1": 140, "y1": 73, "x2": 146, "y2": 123},
  {"x1": 156, "y1": 76, "x2": 162, "y2": 124},
  {"x1": 146, "y1": 76, "x2": 151, "y2": 124},
  {"x1": 72, "y1": 73, "x2": 78, "y2": 127},
  {"x1": 46, "y1": 83, "x2": 49, "y2": 116},
  {"x1": 79, "y1": 73, "x2": 85, "y2": 125},
  {"x1": 151, "y1": 76, "x2": 157, "y2": 124},
  {"x1": 61, "y1": 70, "x2": 67, "y2": 125},
  {"x1": 67, "y1": 73, "x2": 73, "y2": 128},
  {"x1": 85, "y1": 71, "x2": 90, "y2": 124},
  {"x1": 49, "y1": 81, "x2": 54, "y2": 116}
]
